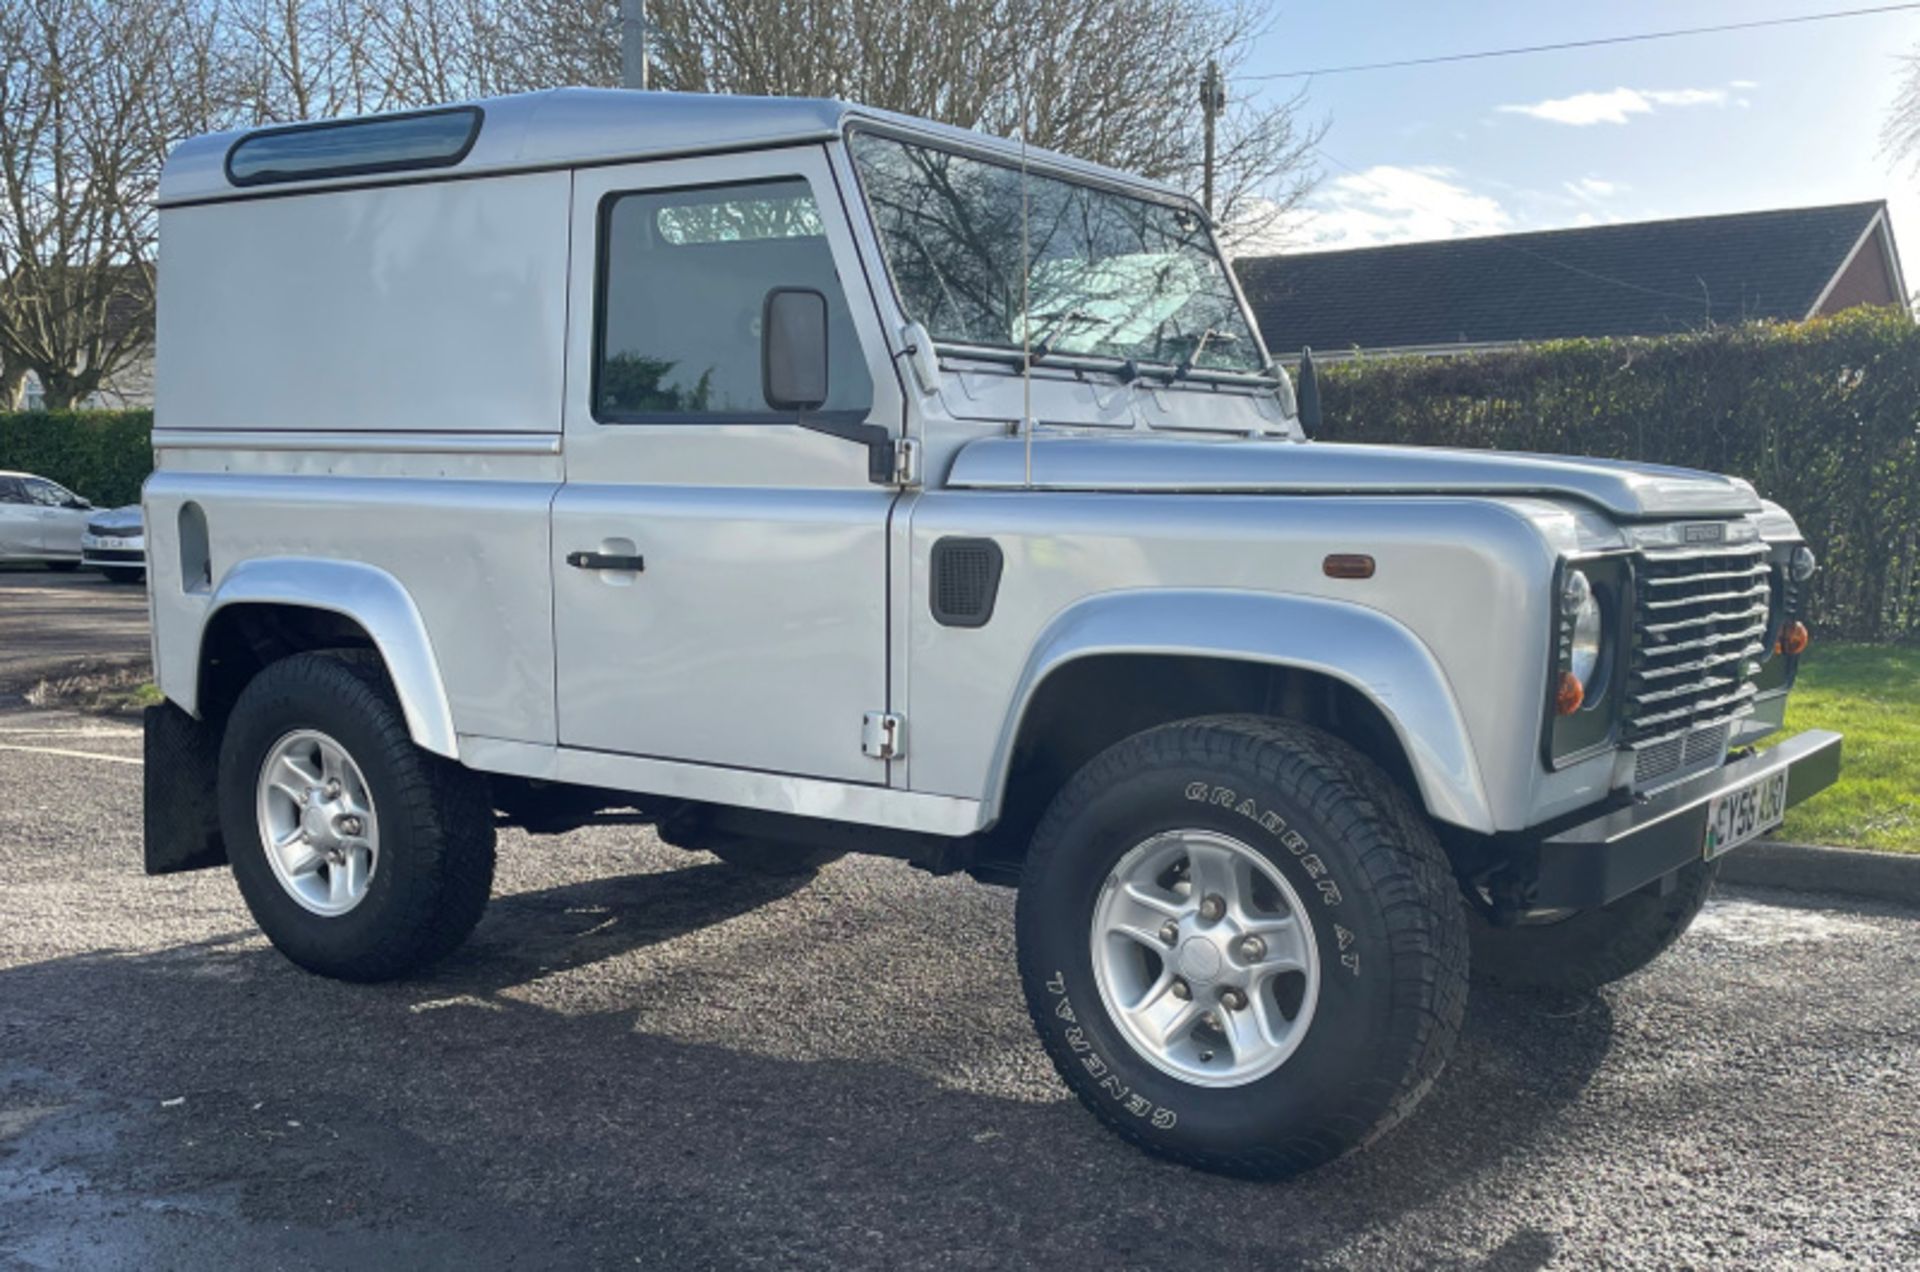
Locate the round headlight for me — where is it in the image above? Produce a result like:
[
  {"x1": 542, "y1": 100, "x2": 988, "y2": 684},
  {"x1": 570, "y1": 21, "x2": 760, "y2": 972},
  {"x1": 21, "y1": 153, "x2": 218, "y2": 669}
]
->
[
  {"x1": 1561, "y1": 567, "x2": 1593, "y2": 617},
  {"x1": 1789, "y1": 544, "x2": 1817, "y2": 582},
  {"x1": 1567, "y1": 572, "x2": 1604, "y2": 688}
]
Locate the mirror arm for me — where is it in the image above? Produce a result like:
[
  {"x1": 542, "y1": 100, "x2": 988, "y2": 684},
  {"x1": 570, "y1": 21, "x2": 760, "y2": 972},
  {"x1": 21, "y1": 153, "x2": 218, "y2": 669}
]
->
[{"x1": 796, "y1": 415, "x2": 898, "y2": 484}]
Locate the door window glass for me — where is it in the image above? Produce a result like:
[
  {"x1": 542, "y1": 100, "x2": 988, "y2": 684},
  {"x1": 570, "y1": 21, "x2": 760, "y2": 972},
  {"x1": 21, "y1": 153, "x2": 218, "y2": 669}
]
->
[
  {"x1": 0, "y1": 478, "x2": 25, "y2": 504},
  {"x1": 594, "y1": 178, "x2": 873, "y2": 421},
  {"x1": 23, "y1": 478, "x2": 71, "y2": 507}
]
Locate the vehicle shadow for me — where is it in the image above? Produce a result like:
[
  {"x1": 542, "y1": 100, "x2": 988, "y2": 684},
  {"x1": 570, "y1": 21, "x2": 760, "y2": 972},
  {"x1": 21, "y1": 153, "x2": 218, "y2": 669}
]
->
[{"x1": 0, "y1": 862, "x2": 1620, "y2": 1269}]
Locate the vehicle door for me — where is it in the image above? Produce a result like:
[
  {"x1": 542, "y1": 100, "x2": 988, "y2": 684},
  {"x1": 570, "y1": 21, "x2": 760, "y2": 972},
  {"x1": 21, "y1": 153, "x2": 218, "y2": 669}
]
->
[
  {"x1": 0, "y1": 477, "x2": 33, "y2": 558},
  {"x1": 22, "y1": 477, "x2": 87, "y2": 557},
  {"x1": 551, "y1": 146, "x2": 906, "y2": 784}
]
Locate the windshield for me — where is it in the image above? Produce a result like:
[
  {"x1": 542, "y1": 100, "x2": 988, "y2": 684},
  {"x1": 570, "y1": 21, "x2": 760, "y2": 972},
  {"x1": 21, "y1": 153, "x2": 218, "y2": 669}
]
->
[{"x1": 848, "y1": 131, "x2": 1265, "y2": 374}]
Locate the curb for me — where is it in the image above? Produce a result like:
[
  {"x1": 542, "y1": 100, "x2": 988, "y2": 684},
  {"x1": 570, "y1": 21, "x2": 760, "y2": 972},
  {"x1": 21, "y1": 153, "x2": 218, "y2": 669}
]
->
[{"x1": 1717, "y1": 839, "x2": 1920, "y2": 908}]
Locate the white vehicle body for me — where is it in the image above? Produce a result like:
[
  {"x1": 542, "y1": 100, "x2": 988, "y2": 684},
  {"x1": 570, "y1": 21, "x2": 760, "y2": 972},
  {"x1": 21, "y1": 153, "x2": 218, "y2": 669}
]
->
[
  {"x1": 140, "y1": 90, "x2": 1841, "y2": 1176},
  {"x1": 0, "y1": 471, "x2": 90, "y2": 565},
  {"x1": 81, "y1": 504, "x2": 147, "y2": 581}
]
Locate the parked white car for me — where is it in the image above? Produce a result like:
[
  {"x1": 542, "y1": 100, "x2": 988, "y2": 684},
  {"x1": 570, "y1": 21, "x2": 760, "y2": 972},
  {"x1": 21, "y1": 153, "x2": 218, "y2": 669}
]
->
[
  {"x1": 0, "y1": 470, "x2": 91, "y2": 570},
  {"x1": 140, "y1": 90, "x2": 1840, "y2": 1179},
  {"x1": 81, "y1": 504, "x2": 146, "y2": 584}
]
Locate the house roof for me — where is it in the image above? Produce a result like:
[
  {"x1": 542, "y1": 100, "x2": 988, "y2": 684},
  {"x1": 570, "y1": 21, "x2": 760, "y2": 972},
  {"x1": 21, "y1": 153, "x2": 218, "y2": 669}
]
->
[
  {"x1": 1236, "y1": 201, "x2": 1903, "y2": 356},
  {"x1": 158, "y1": 88, "x2": 1180, "y2": 208}
]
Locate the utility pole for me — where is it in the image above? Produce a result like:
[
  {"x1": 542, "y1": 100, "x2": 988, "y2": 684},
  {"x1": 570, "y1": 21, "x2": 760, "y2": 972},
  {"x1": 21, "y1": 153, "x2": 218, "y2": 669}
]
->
[
  {"x1": 1199, "y1": 58, "x2": 1225, "y2": 220},
  {"x1": 621, "y1": 0, "x2": 649, "y2": 90}
]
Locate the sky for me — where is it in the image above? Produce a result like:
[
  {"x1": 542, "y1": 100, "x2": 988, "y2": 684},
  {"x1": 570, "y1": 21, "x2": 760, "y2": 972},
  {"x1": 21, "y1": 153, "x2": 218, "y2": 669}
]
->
[{"x1": 1234, "y1": 0, "x2": 1920, "y2": 274}]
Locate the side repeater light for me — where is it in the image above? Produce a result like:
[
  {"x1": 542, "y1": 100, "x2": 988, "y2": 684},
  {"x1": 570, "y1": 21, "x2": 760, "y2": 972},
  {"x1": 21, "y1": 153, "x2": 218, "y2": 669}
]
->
[{"x1": 1323, "y1": 554, "x2": 1376, "y2": 580}]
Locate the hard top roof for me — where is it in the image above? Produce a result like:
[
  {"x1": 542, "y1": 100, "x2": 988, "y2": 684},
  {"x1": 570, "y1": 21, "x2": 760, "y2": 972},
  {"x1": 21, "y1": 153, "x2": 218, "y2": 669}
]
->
[{"x1": 158, "y1": 87, "x2": 1185, "y2": 207}]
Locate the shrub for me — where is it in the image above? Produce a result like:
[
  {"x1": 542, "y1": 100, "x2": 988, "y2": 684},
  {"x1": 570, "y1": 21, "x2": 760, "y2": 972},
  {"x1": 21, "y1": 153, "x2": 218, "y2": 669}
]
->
[
  {"x1": 1315, "y1": 307, "x2": 1920, "y2": 644},
  {"x1": 0, "y1": 410, "x2": 153, "y2": 508}
]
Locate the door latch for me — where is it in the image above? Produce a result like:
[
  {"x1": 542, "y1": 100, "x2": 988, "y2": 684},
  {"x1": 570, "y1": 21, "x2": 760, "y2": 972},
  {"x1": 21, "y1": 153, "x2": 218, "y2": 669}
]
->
[{"x1": 862, "y1": 711, "x2": 905, "y2": 760}]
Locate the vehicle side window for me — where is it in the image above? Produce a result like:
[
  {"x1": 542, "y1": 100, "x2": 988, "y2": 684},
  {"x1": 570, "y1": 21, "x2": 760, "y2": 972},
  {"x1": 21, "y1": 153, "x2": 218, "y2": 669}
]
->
[
  {"x1": 0, "y1": 478, "x2": 24, "y2": 503},
  {"x1": 593, "y1": 178, "x2": 873, "y2": 422},
  {"x1": 23, "y1": 478, "x2": 70, "y2": 507}
]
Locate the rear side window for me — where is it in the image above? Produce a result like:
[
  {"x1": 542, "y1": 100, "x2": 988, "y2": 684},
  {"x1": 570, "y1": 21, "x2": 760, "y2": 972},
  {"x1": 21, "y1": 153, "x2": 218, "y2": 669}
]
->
[
  {"x1": 0, "y1": 477, "x2": 24, "y2": 503},
  {"x1": 593, "y1": 178, "x2": 873, "y2": 421},
  {"x1": 226, "y1": 107, "x2": 482, "y2": 187}
]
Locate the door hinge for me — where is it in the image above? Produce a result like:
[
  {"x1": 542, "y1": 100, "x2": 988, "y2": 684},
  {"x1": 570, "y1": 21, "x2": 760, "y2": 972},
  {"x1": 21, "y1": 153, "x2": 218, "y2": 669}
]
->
[
  {"x1": 891, "y1": 437, "x2": 921, "y2": 487},
  {"x1": 862, "y1": 711, "x2": 905, "y2": 760}
]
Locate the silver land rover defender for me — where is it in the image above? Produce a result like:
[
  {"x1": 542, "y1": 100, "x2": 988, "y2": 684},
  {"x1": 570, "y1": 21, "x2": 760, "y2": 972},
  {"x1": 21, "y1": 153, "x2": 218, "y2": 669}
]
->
[{"x1": 142, "y1": 89, "x2": 1840, "y2": 1178}]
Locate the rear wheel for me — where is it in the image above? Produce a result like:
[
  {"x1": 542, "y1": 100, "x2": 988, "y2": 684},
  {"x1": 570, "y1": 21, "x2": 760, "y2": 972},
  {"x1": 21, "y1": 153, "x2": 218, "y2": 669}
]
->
[
  {"x1": 218, "y1": 651, "x2": 495, "y2": 982},
  {"x1": 1467, "y1": 859, "x2": 1719, "y2": 992},
  {"x1": 1016, "y1": 715, "x2": 1468, "y2": 1178}
]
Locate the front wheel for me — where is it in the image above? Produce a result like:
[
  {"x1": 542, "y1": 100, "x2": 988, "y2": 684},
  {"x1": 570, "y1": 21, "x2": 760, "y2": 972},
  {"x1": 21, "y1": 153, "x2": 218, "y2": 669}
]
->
[
  {"x1": 218, "y1": 651, "x2": 496, "y2": 982},
  {"x1": 1016, "y1": 715, "x2": 1468, "y2": 1178}
]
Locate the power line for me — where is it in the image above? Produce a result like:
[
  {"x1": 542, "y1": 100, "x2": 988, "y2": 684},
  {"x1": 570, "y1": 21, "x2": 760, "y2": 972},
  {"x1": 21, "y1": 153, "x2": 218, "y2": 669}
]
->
[{"x1": 1246, "y1": 3, "x2": 1920, "y2": 81}]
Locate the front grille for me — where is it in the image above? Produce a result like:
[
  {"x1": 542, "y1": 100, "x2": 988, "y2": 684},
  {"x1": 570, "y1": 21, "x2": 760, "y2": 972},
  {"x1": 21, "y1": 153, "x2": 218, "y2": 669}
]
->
[{"x1": 1626, "y1": 541, "x2": 1770, "y2": 755}]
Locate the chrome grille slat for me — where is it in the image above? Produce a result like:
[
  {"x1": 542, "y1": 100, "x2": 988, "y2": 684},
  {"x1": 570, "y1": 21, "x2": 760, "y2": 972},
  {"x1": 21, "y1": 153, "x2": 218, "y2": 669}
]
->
[
  {"x1": 1632, "y1": 642, "x2": 1765, "y2": 682},
  {"x1": 1641, "y1": 583, "x2": 1770, "y2": 611},
  {"x1": 1624, "y1": 535, "x2": 1772, "y2": 758},
  {"x1": 1628, "y1": 681, "x2": 1759, "y2": 732},
  {"x1": 1638, "y1": 607, "x2": 1768, "y2": 638},
  {"x1": 1641, "y1": 567, "x2": 1768, "y2": 588}
]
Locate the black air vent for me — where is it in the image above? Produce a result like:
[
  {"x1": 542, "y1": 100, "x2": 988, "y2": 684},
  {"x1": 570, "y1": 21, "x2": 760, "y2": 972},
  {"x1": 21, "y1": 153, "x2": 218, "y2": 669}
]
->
[{"x1": 931, "y1": 537, "x2": 1003, "y2": 628}]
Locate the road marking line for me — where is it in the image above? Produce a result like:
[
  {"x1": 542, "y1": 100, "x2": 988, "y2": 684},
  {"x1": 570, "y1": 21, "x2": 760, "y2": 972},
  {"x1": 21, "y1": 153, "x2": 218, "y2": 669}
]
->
[{"x1": 0, "y1": 743, "x2": 142, "y2": 766}]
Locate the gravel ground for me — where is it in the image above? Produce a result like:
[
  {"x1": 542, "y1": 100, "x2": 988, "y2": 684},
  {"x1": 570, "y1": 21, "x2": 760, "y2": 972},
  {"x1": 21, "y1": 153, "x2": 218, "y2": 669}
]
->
[
  {"x1": 1, "y1": 701, "x2": 1917, "y2": 1270},
  {"x1": 0, "y1": 571, "x2": 149, "y2": 693}
]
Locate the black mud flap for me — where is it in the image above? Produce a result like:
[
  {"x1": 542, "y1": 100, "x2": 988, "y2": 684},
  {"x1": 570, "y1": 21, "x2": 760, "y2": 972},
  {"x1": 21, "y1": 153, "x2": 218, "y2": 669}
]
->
[{"x1": 144, "y1": 701, "x2": 227, "y2": 875}]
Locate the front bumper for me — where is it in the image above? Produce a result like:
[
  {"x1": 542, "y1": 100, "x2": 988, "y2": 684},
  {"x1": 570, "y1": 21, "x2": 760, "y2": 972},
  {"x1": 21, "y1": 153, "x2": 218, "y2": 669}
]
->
[
  {"x1": 1524, "y1": 729, "x2": 1842, "y2": 909},
  {"x1": 81, "y1": 533, "x2": 146, "y2": 569}
]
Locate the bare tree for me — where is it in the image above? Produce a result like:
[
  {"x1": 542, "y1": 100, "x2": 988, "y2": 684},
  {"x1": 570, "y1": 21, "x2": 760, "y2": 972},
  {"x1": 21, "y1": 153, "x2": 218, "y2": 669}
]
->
[
  {"x1": 1886, "y1": 47, "x2": 1920, "y2": 174},
  {"x1": 496, "y1": 0, "x2": 1320, "y2": 247},
  {"x1": 0, "y1": 0, "x2": 218, "y2": 409}
]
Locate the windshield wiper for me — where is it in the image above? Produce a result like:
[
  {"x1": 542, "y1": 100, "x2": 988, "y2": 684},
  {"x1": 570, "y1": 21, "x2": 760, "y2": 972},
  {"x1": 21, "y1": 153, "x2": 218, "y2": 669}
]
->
[
  {"x1": 1021, "y1": 308, "x2": 1103, "y2": 369},
  {"x1": 1172, "y1": 327, "x2": 1239, "y2": 380}
]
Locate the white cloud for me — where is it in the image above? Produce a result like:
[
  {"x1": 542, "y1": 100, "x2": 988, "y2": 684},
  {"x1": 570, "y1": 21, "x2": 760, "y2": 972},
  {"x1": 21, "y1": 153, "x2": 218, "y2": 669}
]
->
[
  {"x1": 1499, "y1": 85, "x2": 1729, "y2": 126},
  {"x1": 1304, "y1": 165, "x2": 1511, "y2": 248},
  {"x1": 1730, "y1": 79, "x2": 1760, "y2": 89},
  {"x1": 1564, "y1": 176, "x2": 1623, "y2": 202}
]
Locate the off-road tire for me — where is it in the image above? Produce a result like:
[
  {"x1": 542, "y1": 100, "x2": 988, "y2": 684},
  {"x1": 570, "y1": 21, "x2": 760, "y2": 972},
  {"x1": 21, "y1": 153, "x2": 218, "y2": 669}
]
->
[
  {"x1": 1016, "y1": 715, "x2": 1468, "y2": 1178},
  {"x1": 1467, "y1": 859, "x2": 1719, "y2": 993},
  {"x1": 218, "y1": 651, "x2": 495, "y2": 982},
  {"x1": 705, "y1": 843, "x2": 845, "y2": 876}
]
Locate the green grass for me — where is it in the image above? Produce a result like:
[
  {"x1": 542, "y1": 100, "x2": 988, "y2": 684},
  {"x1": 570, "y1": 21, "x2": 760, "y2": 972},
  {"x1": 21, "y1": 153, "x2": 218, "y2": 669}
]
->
[{"x1": 1770, "y1": 644, "x2": 1920, "y2": 853}]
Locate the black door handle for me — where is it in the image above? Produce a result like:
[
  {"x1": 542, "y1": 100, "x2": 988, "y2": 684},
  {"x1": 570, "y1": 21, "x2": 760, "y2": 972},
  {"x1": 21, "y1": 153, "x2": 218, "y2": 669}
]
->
[{"x1": 567, "y1": 550, "x2": 645, "y2": 572}]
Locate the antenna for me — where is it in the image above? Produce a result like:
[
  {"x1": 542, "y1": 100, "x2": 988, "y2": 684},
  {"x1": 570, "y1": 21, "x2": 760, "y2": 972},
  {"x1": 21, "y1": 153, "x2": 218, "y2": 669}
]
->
[{"x1": 1018, "y1": 40, "x2": 1034, "y2": 488}]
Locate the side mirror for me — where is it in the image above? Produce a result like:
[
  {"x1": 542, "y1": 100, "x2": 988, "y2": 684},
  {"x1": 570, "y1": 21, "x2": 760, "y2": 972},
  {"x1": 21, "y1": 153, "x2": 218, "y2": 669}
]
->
[
  {"x1": 763, "y1": 287, "x2": 830, "y2": 412},
  {"x1": 66, "y1": 496, "x2": 91, "y2": 511}
]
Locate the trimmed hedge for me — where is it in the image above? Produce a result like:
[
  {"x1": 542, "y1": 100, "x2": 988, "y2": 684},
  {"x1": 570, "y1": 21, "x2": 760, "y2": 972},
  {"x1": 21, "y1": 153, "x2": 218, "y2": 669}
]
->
[
  {"x1": 1317, "y1": 307, "x2": 1920, "y2": 645},
  {"x1": 0, "y1": 410, "x2": 153, "y2": 509}
]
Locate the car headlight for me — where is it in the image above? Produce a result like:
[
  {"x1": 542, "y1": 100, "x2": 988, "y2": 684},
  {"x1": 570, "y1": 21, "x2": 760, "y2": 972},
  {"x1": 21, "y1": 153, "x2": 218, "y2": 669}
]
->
[
  {"x1": 1789, "y1": 544, "x2": 1817, "y2": 583},
  {"x1": 1557, "y1": 567, "x2": 1606, "y2": 711}
]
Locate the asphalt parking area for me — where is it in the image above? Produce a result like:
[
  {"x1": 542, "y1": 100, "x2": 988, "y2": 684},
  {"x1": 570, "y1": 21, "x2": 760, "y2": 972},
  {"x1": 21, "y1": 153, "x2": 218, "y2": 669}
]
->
[
  {"x1": 0, "y1": 570, "x2": 150, "y2": 692},
  {"x1": 1, "y1": 701, "x2": 1916, "y2": 1269}
]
